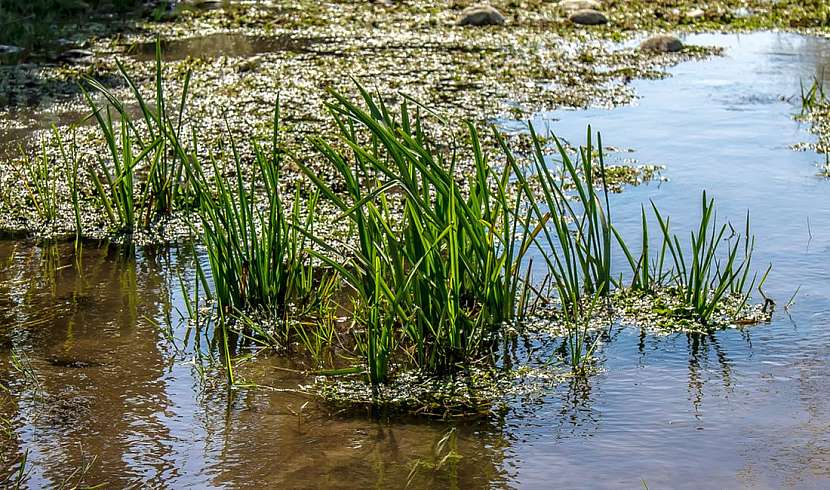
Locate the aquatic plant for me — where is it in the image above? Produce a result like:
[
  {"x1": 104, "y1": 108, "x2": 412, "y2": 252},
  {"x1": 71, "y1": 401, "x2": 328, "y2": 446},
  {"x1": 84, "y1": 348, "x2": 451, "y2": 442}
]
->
[
  {"x1": 295, "y1": 86, "x2": 541, "y2": 382},
  {"x1": 85, "y1": 106, "x2": 161, "y2": 234},
  {"x1": 83, "y1": 50, "x2": 770, "y2": 388},
  {"x1": 10, "y1": 139, "x2": 60, "y2": 225},
  {"x1": 54, "y1": 128, "x2": 85, "y2": 245},
  {"x1": 83, "y1": 40, "x2": 196, "y2": 233},
  {"x1": 194, "y1": 102, "x2": 334, "y2": 322},
  {"x1": 565, "y1": 294, "x2": 604, "y2": 372},
  {"x1": 617, "y1": 192, "x2": 767, "y2": 324},
  {"x1": 799, "y1": 76, "x2": 827, "y2": 116},
  {"x1": 0, "y1": 449, "x2": 29, "y2": 488},
  {"x1": 506, "y1": 125, "x2": 614, "y2": 320},
  {"x1": 652, "y1": 193, "x2": 766, "y2": 323}
]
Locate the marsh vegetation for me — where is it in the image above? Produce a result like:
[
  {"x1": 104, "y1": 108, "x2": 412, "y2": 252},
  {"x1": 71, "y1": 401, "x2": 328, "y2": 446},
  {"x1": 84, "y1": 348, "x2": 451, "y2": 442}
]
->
[{"x1": 0, "y1": 1, "x2": 828, "y2": 488}]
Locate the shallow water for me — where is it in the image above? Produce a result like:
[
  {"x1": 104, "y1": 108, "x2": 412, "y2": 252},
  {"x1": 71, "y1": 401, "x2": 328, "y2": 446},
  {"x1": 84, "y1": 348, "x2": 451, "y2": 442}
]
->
[
  {"x1": 2, "y1": 31, "x2": 830, "y2": 488},
  {"x1": 129, "y1": 33, "x2": 325, "y2": 61}
]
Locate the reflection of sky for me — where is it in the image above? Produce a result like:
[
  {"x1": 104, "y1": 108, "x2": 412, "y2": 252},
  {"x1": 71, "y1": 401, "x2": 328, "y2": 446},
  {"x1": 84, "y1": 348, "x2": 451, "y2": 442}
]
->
[{"x1": 508, "y1": 31, "x2": 830, "y2": 488}]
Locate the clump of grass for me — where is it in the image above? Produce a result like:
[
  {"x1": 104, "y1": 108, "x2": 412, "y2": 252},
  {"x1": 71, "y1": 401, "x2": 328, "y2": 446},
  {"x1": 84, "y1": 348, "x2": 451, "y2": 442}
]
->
[
  {"x1": 82, "y1": 40, "x2": 195, "y2": 234},
  {"x1": 296, "y1": 86, "x2": 541, "y2": 383},
  {"x1": 617, "y1": 192, "x2": 768, "y2": 325},
  {"x1": 653, "y1": 193, "x2": 766, "y2": 323},
  {"x1": 85, "y1": 109, "x2": 162, "y2": 234},
  {"x1": 507, "y1": 125, "x2": 615, "y2": 319},
  {"x1": 10, "y1": 139, "x2": 59, "y2": 225},
  {"x1": 95, "y1": 52, "x2": 771, "y2": 390},
  {"x1": 799, "y1": 75, "x2": 827, "y2": 116},
  {"x1": 5, "y1": 124, "x2": 87, "y2": 240},
  {"x1": 194, "y1": 102, "x2": 333, "y2": 321}
]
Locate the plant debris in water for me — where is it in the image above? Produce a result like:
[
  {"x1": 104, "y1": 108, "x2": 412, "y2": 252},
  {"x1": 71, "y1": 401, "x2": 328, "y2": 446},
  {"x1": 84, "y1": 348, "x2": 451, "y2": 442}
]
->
[
  {"x1": 794, "y1": 76, "x2": 830, "y2": 176},
  {"x1": 309, "y1": 365, "x2": 569, "y2": 418}
]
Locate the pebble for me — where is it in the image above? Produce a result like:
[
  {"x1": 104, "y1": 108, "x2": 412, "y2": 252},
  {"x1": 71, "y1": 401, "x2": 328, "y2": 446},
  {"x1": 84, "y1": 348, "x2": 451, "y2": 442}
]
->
[
  {"x1": 639, "y1": 35, "x2": 683, "y2": 53},
  {"x1": 569, "y1": 9, "x2": 608, "y2": 25},
  {"x1": 57, "y1": 49, "x2": 94, "y2": 64},
  {"x1": 457, "y1": 5, "x2": 506, "y2": 26},
  {"x1": 0, "y1": 44, "x2": 22, "y2": 55}
]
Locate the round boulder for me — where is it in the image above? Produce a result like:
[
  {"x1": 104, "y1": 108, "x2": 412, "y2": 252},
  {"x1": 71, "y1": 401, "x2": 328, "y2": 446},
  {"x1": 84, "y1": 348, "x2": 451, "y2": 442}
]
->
[
  {"x1": 569, "y1": 9, "x2": 608, "y2": 25},
  {"x1": 639, "y1": 35, "x2": 683, "y2": 53},
  {"x1": 559, "y1": 0, "x2": 601, "y2": 12},
  {"x1": 457, "y1": 5, "x2": 506, "y2": 26}
]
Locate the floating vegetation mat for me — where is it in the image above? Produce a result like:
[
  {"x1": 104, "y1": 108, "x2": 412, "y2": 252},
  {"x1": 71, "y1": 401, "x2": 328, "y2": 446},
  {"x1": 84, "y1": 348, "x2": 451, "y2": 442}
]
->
[
  {"x1": 310, "y1": 365, "x2": 571, "y2": 419},
  {"x1": 611, "y1": 288, "x2": 774, "y2": 334},
  {"x1": 524, "y1": 288, "x2": 772, "y2": 338},
  {"x1": 304, "y1": 284, "x2": 772, "y2": 418}
]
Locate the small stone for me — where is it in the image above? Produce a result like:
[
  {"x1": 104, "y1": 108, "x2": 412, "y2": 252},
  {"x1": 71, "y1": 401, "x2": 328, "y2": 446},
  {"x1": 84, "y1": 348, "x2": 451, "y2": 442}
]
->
[
  {"x1": 559, "y1": 0, "x2": 601, "y2": 12},
  {"x1": 57, "y1": 49, "x2": 94, "y2": 64},
  {"x1": 686, "y1": 8, "x2": 705, "y2": 20},
  {"x1": 0, "y1": 44, "x2": 22, "y2": 55},
  {"x1": 733, "y1": 7, "x2": 752, "y2": 18},
  {"x1": 639, "y1": 35, "x2": 683, "y2": 53},
  {"x1": 569, "y1": 9, "x2": 608, "y2": 25},
  {"x1": 457, "y1": 5, "x2": 506, "y2": 26}
]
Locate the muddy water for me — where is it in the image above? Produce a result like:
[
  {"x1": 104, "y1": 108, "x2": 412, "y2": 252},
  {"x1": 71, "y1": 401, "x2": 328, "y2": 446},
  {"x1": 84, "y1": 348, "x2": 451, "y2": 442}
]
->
[
  {"x1": 129, "y1": 33, "x2": 326, "y2": 61},
  {"x1": 1, "y1": 31, "x2": 830, "y2": 488}
]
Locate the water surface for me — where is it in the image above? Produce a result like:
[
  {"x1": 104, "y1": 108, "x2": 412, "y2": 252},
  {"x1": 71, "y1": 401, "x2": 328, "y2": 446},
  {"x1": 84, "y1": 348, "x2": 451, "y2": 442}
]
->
[{"x1": 2, "y1": 31, "x2": 830, "y2": 488}]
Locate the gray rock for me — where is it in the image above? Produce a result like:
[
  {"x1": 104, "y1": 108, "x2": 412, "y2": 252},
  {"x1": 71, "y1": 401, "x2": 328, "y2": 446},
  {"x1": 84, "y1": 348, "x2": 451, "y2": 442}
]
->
[
  {"x1": 639, "y1": 35, "x2": 683, "y2": 53},
  {"x1": 0, "y1": 45, "x2": 22, "y2": 65},
  {"x1": 559, "y1": 0, "x2": 601, "y2": 12},
  {"x1": 569, "y1": 9, "x2": 608, "y2": 25},
  {"x1": 457, "y1": 5, "x2": 506, "y2": 26},
  {"x1": 58, "y1": 49, "x2": 94, "y2": 64}
]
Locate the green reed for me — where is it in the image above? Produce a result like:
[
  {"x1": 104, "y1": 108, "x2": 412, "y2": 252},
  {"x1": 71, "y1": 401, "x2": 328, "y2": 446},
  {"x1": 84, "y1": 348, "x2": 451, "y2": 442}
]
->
[
  {"x1": 506, "y1": 125, "x2": 614, "y2": 319},
  {"x1": 87, "y1": 50, "x2": 771, "y2": 384},
  {"x1": 566, "y1": 294, "x2": 603, "y2": 372},
  {"x1": 295, "y1": 86, "x2": 540, "y2": 382},
  {"x1": 11, "y1": 139, "x2": 59, "y2": 224},
  {"x1": 652, "y1": 192, "x2": 766, "y2": 323},
  {"x1": 799, "y1": 75, "x2": 827, "y2": 115},
  {"x1": 617, "y1": 191, "x2": 767, "y2": 324},
  {"x1": 53, "y1": 127, "x2": 84, "y2": 245},
  {"x1": 191, "y1": 102, "x2": 334, "y2": 337},
  {"x1": 83, "y1": 39, "x2": 195, "y2": 232},
  {"x1": 85, "y1": 105, "x2": 162, "y2": 234}
]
